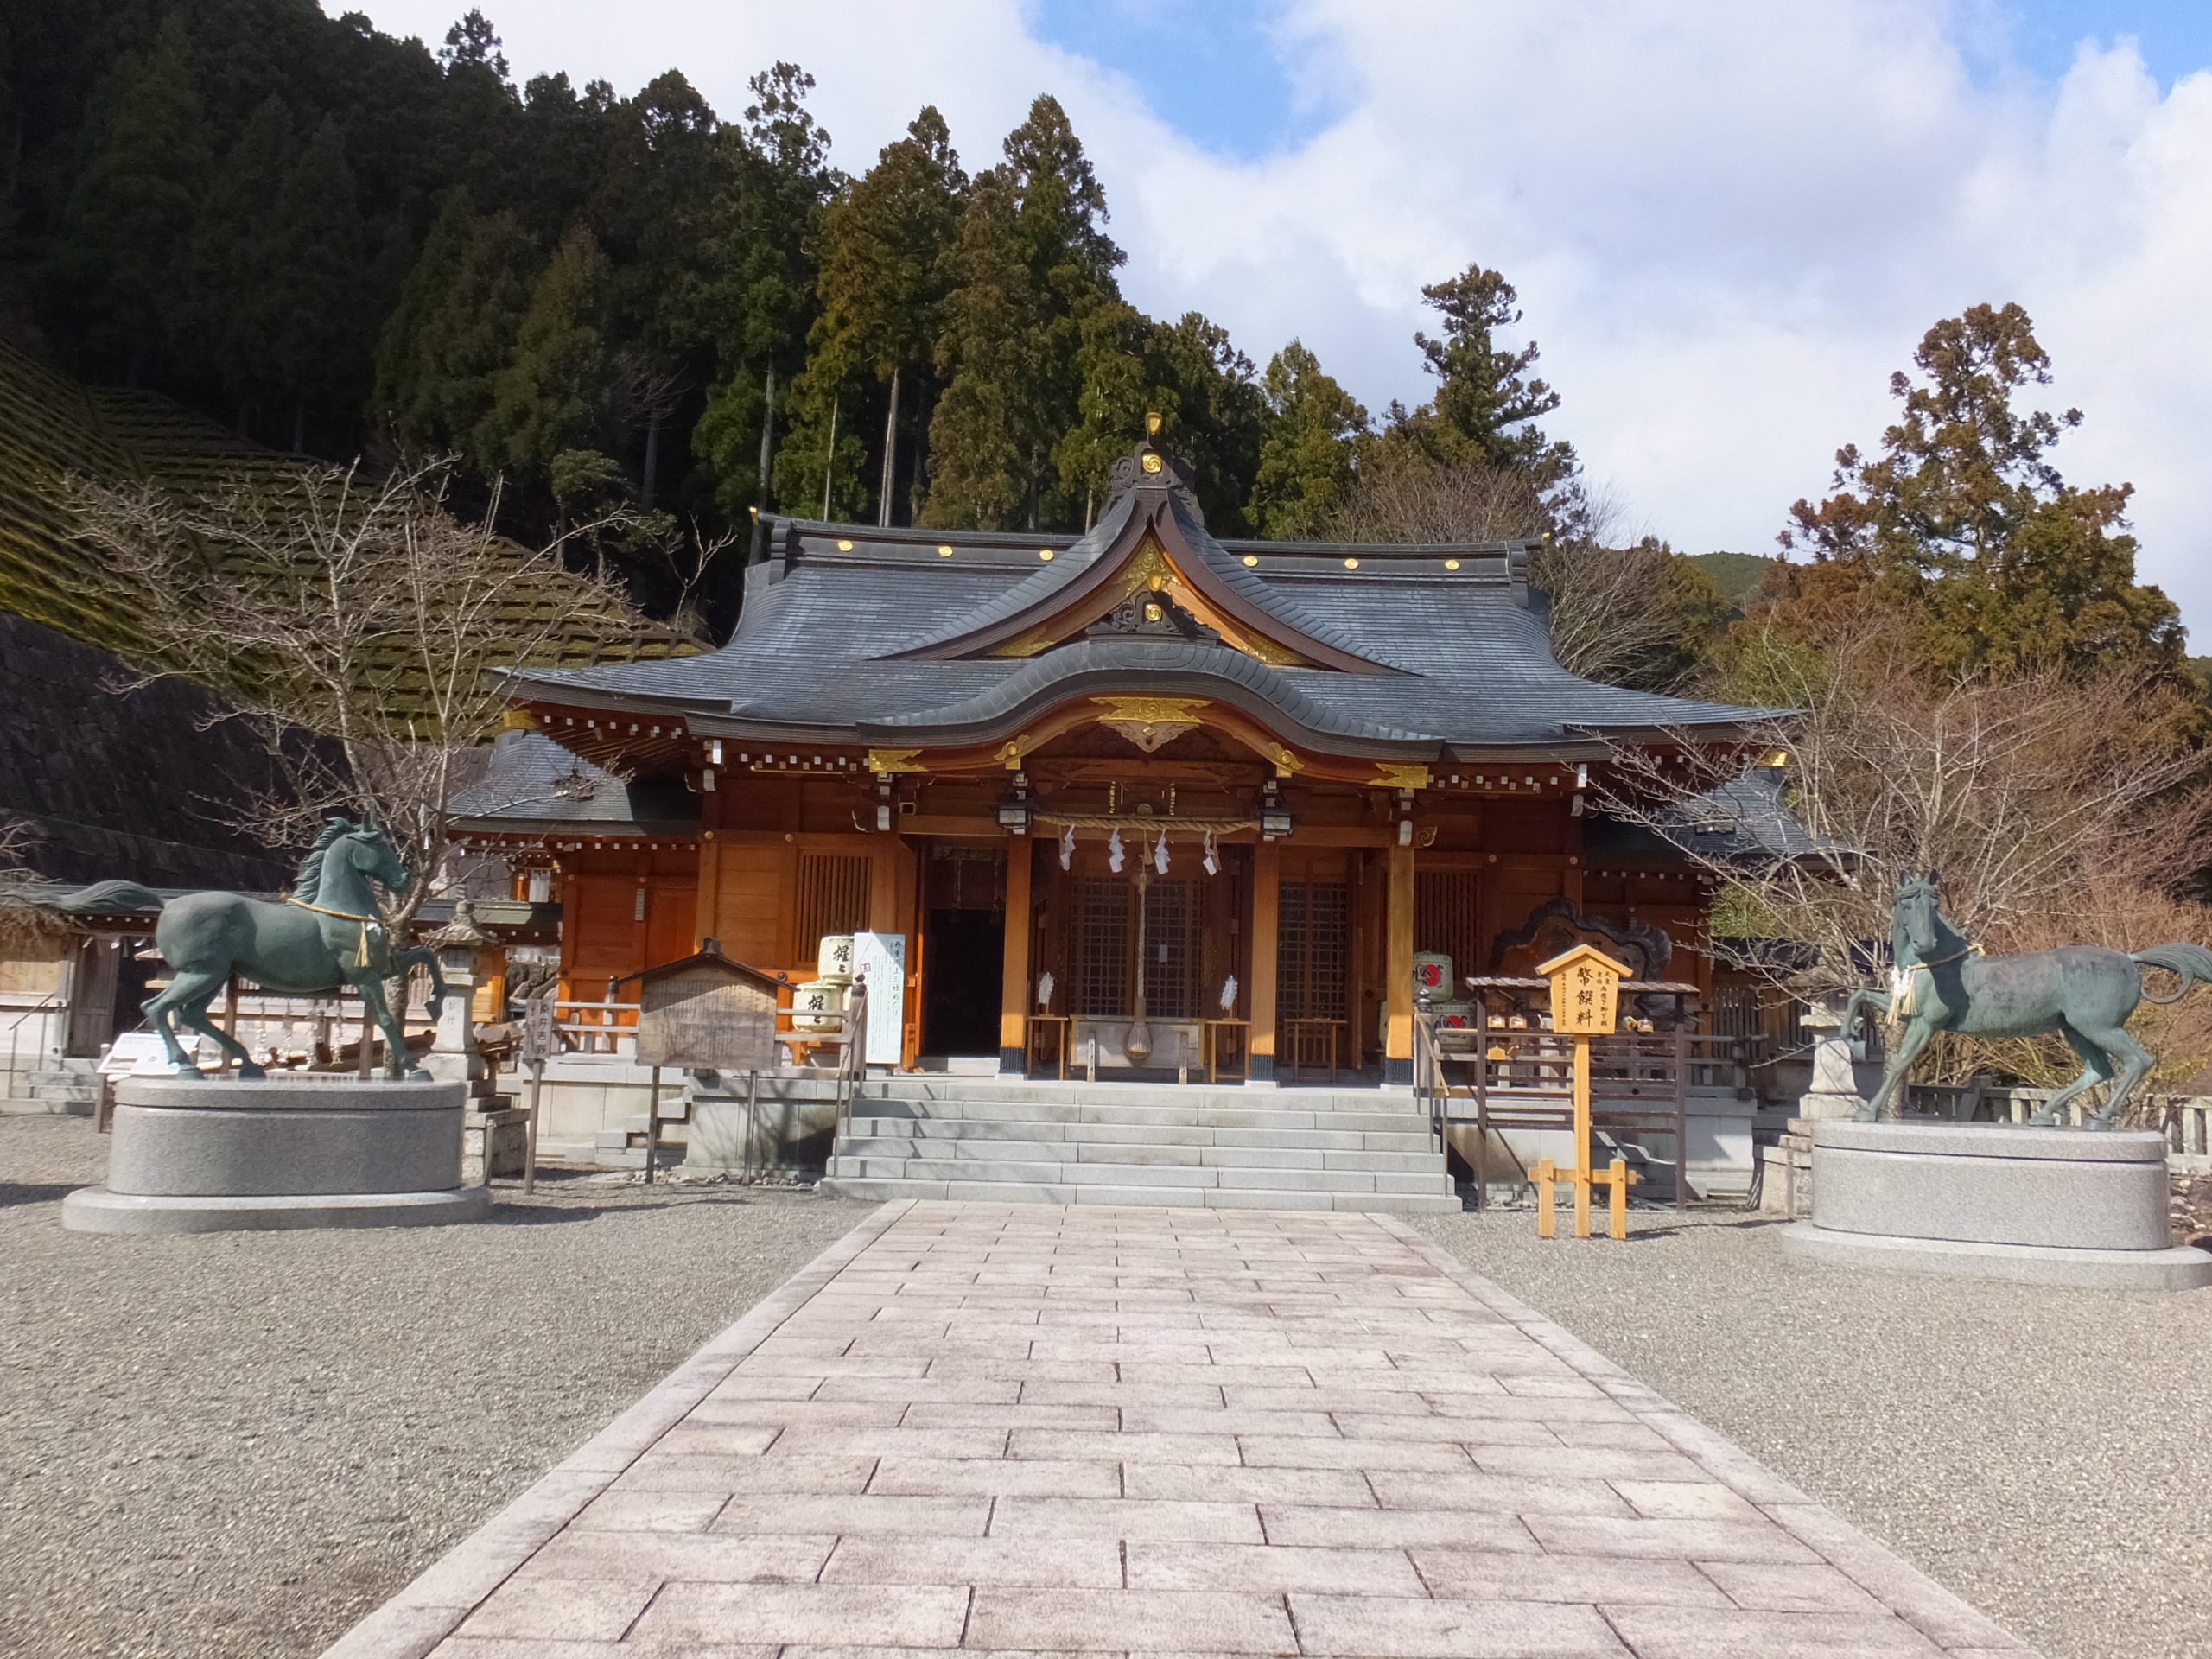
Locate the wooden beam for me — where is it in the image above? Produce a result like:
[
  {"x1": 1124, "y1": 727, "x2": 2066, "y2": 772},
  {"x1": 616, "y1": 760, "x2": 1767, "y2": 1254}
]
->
[
  {"x1": 997, "y1": 839, "x2": 1033, "y2": 1073},
  {"x1": 1385, "y1": 841, "x2": 1415, "y2": 1080},
  {"x1": 1249, "y1": 839, "x2": 1281, "y2": 1082}
]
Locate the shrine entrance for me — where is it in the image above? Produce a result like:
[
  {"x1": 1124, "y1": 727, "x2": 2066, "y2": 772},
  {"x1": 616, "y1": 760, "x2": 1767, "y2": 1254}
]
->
[
  {"x1": 919, "y1": 843, "x2": 1004, "y2": 1058},
  {"x1": 1032, "y1": 834, "x2": 1251, "y2": 1076}
]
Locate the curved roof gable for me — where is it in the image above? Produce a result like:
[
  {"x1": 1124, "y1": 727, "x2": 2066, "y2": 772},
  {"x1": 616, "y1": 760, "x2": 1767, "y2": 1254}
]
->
[{"x1": 887, "y1": 442, "x2": 1396, "y2": 674}]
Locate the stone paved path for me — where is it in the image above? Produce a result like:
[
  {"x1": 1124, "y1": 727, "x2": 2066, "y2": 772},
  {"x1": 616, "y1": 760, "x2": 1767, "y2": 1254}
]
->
[{"x1": 327, "y1": 1201, "x2": 2039, "y2": 1659}]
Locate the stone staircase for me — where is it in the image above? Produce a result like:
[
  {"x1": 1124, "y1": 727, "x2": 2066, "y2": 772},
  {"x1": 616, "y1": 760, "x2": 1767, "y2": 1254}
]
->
[{"x1": 819, "y1": 1077, "x2": 1462, "y2": 1213}]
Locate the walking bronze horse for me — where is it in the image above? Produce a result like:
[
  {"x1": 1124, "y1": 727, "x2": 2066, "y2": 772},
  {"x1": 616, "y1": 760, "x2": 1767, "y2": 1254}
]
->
[
  {"x1": 1840, "y1": 873, "x2": 2212, "y2": 1130},
  {"x1": 55, "y1": 818, "x2": 444, "y2": 1080}
]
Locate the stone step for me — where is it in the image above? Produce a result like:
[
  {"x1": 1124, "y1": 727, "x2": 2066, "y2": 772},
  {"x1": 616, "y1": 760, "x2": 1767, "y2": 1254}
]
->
[
  {"x1": 860, "y1": 1098, "x2": 1429, "y2": 1135},
  {"x1": 826, "y1": 1153, "x2": 1452, "y2": 1197},
  {"x1": 817, "y1": 1173, "x2": 1464, "y2": 1214},
  {"x1": 834, "y1": 1135, "x2": 1445, "y2": 1175},
  {"x1": 842, "y1": 1116, "x2": 1435, "y2": 1154},
  {"x1": 859, "y1": 1079, "x2": 1412, "y2": 1114}
]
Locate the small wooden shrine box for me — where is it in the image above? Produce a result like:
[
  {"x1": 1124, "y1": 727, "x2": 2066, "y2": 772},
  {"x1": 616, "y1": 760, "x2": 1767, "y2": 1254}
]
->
[{"x1": 626, "y1": 938, "x2": 783, "y2": 1072}]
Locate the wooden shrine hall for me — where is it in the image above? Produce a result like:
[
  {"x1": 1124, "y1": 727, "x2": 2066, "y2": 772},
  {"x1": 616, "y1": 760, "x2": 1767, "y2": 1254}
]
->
[{"x1": 457, "y1": 430, "x2": 1772, "y2": 1085}]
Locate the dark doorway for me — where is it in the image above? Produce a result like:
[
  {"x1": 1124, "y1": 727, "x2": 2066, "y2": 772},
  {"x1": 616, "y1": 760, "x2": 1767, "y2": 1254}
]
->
[{"x1": 921, "y1": 845, "x2": 1005, "y2": 1056}]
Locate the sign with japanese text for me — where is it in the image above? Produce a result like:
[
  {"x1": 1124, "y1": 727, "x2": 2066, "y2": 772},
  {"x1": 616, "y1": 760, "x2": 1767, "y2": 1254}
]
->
[{"x1": 1535, "y1": 944, "x2": 1630, "y2": 1036}]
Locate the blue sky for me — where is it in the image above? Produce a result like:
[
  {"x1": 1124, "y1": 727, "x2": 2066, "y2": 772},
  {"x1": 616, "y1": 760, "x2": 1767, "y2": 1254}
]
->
[
  {"x1": 1031, "y1": 1, "x2": 2212, "y2": 161},
  {"x1": 351, "y1": 0, "x2": 2212, "y2": 635}
]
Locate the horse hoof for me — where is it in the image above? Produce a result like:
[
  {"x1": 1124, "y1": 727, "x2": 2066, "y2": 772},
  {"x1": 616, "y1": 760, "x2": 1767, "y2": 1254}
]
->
[
  {"x1": 2082, "y1": 1116, "x2": 2116, "y2": 1134},
  {"x1": 237, "y1": 1064, "x2": 266, "y2": 1082},
  {"x1": 2026, "y1": 1113, "x2": 2057, "y2": 1128},
  {"x1": 405, "y1": 1068, "x2": 433, "y2": 1084}
]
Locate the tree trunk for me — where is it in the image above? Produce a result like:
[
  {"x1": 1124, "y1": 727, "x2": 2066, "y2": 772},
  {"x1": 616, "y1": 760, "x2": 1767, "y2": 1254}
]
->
[
  {"x1": 821, "y1": 393, "x2": 839, "y2": 520},
  {"x1": 878, "y1": 366, "x2": 900, "y2": 529},
  {"x1": 642, "y1": 410, "x2": 662, "y2": 509},
  {"x1": 750, "y1": 365, "x2": 777, "y2": 563}
]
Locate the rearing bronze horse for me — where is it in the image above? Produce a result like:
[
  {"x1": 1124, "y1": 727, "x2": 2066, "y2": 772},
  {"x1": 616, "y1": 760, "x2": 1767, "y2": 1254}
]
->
[{"x1": 1840, "y1": 873, "x2": 2212, "y2": 1130}]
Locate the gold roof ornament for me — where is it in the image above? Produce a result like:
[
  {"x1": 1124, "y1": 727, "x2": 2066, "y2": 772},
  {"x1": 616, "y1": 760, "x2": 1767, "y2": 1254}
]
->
[
  {"x1": 1090, "y1": 695, "x2": 1207, "y2": 753},
  {"x1": 1145, "y1": 410, "x2": 1163, "y2": 435},
  {"x1": 864, "y1": 747, "x2": 926, "y2": 775}
]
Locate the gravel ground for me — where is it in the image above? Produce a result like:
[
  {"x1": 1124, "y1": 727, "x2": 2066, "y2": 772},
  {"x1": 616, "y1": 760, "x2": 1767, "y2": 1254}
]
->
[
  {"x1": 0, "y1": 1115, "x2": 868, "y2": 1659},
  {"x1": 1408, "y1": 1205, "x2": 2212, "y2": 1659},
  {"x1": 9, "y1": 1111, "x2": 2206, "y2": 1659}
]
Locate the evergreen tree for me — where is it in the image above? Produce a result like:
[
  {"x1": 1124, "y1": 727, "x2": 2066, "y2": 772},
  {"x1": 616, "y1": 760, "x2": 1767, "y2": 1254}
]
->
[
  {"x1": 480, "y1": 222, "x2": 617, "y2": 480},
  {"x1": 1775, "y1": 302, "x2": 2187, "y2": 678},
  {"x1": 694, "y1": 62, "x2": 838, "y2": 520},
  {"x1": 372, "y1": 193, "x2": 537, "y2": 455},
  {"x1": 266, "y1": 118, "x2": 370, "y2": 449},
  {"x1": 1249, "y1": 340, "x2": 1370, "y2": 538},
  {"x1": 180, "y1": 94, "x2": 297, "y2": 420},
  {"x1": 788, "y1": 105, "x2": 967, "y2": 525},
  {"x1": 43, "y1": 16, "x2": 210, "y2": 381},
  {"x1": 1147, "y1": 312, "x2": 1266, "y2": 533},
  {"x1": 1382, "y1": 264, "x2": 1577, "y2": 493},
  {"x1": 924, "y1": 95, "x2": 1123, "y2": 530}
]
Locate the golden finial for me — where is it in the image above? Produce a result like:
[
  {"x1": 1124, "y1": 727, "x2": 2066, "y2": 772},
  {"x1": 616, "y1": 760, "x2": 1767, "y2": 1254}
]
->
[{"x1": 1145, "y1": 411, "x2": 1162, "y2": 436}]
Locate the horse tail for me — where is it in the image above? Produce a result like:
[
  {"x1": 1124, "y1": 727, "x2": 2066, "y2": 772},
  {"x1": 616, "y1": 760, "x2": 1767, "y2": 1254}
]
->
[
  {"x1": 45, "y1": 879, "x2": 167, "y2": 915},
  {"x1": 2132, "y1": 944, "x2": 2212, "y2": 1005}
]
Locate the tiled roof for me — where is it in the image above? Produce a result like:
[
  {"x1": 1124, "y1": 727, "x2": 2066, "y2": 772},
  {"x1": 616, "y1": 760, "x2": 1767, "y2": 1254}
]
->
[{"x1": 512, "y1": 466, "x2": 1781, "y2": 756}]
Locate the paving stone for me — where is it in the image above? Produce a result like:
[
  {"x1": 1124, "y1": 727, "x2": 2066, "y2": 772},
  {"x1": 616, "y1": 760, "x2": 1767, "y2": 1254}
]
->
[
  {"x1": 1408, "y1": 1548, "x2": 1730, "y2": 1606},
  {"x1": 612, "y1": 1454, "x2": 878, "y2": 1495},
  {"x1": 324, "y1": 1202, "x2": 2041, "y2": 1659},
  {"x1": 868, "y1": 1455, "x2": 1121, "y2": 1497},
  {"x1": 966, "y1": 1587, "x2": 1298, "y2": 1653},
  {"x1": 629, "y1": 1582, "x2": 971, "y2": 1649},
  {"x1": 1598, "y1": 1604, "x2": 1945, "y2": 1656},
  {"x1": 1125, "y1": 1540, "x2": 1427, "y2": 1595},
  {"x1": 820, "y1": 1534, "x2": 1125, "y2": 1588},
  {"x1": 708, "y1": 1494, "x2": 991, "y2": 1537},
  {"x1": 1287, "y1": 1592, "x2": 1630, "y2": 1656},
  {"x1": 1694, "y1": 1560, "x2": 1890, "y2": 1614},
  {"x1": 456, "y1": 1577, "x2": 658, "y2": 1642}
]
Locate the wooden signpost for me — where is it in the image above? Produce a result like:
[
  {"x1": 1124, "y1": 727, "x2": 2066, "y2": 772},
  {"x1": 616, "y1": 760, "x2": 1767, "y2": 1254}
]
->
[
  {"x1": 1532, "y1": 944, "x2": 1637, "y2": 1241},
  {"x1": 518, "y1": 992, "x2": 557, "y2": 1195},
  {"x1": 621, "y1": 939, "x2": 782, "y2": 1184}
]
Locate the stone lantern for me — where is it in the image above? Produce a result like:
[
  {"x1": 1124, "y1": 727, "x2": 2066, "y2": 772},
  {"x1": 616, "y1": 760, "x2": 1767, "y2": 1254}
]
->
[{"x1": 423, "y1": 899, "x2": 496, "y2": 1083}]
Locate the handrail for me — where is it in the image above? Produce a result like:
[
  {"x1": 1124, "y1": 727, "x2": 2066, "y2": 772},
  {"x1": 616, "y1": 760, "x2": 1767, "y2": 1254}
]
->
[{"x1": 834, "y1": 980, "x2": 869, "y2": 1150}]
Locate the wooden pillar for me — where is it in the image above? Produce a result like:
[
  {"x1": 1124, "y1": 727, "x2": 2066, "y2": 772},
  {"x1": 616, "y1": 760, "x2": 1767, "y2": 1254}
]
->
[
  {"x1": 997, "y1": 837, "x2": 1033, "y2": 1074},
  {"x1": 1249, "y1": 839, "x2": 1281, "y2": 1083},
  {"x1": 869, "y1": 838, "x2": 902, "y2": 933},
  {"x1": 694, "y1": 835, "x2": 722, "y2": 950},
  {"x1": 1385, "y1": 841, "x2": 1415, "y2": 1084}
]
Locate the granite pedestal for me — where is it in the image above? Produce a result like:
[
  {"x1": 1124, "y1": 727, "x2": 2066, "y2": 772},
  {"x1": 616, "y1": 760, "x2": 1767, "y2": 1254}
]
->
[
  {"x1": 61, "y1": 1076, "x2": 491, "y2": 1235},
  {"x1": 1779, "y1": 1118, "x2": 2212, "y2": 1291}
]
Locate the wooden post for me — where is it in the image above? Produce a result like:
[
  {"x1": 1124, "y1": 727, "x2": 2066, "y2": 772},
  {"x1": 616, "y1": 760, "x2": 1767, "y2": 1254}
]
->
[
  {"x1": 744, "y1": 1068, "x2": 760, "y2": 1179},
  {"x1": 1572, "y1": 1035, "x2": 1592, "y2": 1240},
  {"x1": 1385, "y1": 842, "x2": 1415, "y2": 1081},
  {"x1": 1608, "y1": 1154, "x2": 1629, "y2": 1241},
  {"x1": 524, "y1": 1060, "x2": 543, "y2": 1196},
  {"x1": 644, "y1": 1065, "x2": 661, "y2": 1185},
  {"x1": 1535, "y1": 1157, "x2": 1555, "y2": 1238},
  {"x1": 998, "y1": 838, "x2": 1033, "y2": 1073},
  {"x1": 1249, "y1": 840, "x2": 1281, "y2": 1082}
]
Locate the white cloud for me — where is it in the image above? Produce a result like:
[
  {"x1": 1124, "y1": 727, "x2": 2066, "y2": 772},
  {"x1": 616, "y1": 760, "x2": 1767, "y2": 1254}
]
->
[{"x1": 346, "y1": 0, "x2": 2212, "y2": 634}]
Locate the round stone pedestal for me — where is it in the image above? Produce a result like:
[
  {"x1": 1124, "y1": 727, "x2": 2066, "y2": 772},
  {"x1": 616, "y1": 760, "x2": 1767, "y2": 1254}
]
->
[
  {"x1": 62, "y1": 1077, "x2": 492, "y2": 1235},
  {"x1": 1779, "y1": 1119, "x2": 2212, "y2": 1291}
]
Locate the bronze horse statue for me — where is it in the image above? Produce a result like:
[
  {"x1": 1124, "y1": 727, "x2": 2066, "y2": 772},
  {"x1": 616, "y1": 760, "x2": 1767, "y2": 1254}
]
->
[
  {"x1": 55, "y1": 818, "x2": 444, "y2": 1080},
  {"x1": 1840, "y1": 873, "x2": 2212, "y2": 1130}
]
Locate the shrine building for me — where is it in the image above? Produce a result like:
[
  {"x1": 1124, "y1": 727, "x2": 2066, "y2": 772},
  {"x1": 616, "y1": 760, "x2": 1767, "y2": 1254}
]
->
[{"x1": 459, "y1": 433, "x2": 1771, "y2": 1085}]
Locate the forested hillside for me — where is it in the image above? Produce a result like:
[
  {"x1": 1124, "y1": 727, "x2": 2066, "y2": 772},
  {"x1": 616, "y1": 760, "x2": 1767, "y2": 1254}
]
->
[
  {"x1": 4, "y1": 2, "x2": 2192, "y2": 696},
  {"x1": 3, "y1": 1, "x2": 1646, "y2": 638}
]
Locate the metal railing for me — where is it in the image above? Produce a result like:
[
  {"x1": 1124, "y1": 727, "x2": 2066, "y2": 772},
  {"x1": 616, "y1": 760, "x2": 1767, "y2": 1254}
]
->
[{"x1": 1417, "y1": 1013, "x2": 1717, "y2": 1211}]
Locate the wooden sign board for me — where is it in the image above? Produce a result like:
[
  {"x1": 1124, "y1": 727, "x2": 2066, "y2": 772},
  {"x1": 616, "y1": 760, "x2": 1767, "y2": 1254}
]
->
[
  {"x1": 853, "y1": 931, "x2": 906, "y2": 1066},
  {"x1": 520, "y1": 994, "x2": 557, "y2": 1065},
  {"x1": 1536, "y1": 943, "x2": 1630, "y2": 1037},
  {"x1": 632, "y1": 954, "x2": 779, "y2": 1071}
]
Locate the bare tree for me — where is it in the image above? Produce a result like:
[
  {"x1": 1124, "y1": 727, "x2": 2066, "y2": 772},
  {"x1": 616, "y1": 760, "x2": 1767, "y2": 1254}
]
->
[
  {"x1": 1323, "y1": 461, "x2": 1723, "y2": 691},
  {"x1": 1597, "y1": 619, "x2": 2212, "y2": 1084},
  {"x1": 66, "y1": 457, "x2": 658, "y2": 933}
]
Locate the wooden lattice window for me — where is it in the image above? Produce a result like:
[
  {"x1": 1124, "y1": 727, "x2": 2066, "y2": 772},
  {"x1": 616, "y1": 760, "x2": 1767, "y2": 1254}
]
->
[
  {"x1": 1073, "y1": 878, "x2": 1133, "y2": 1017},
  {"x1": 1141, "y1": 879, "x2": 1201, "y2": 1020},
  {"x1": 1277, "y1": 880, "x2": 1349, "y2": 1023},
  {"x1": 795, "y1": 853, "x2": 870, "y2": 958},
  {"x1": 1414, "y1": 870, "x2": 1484, "y2": 982}
]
